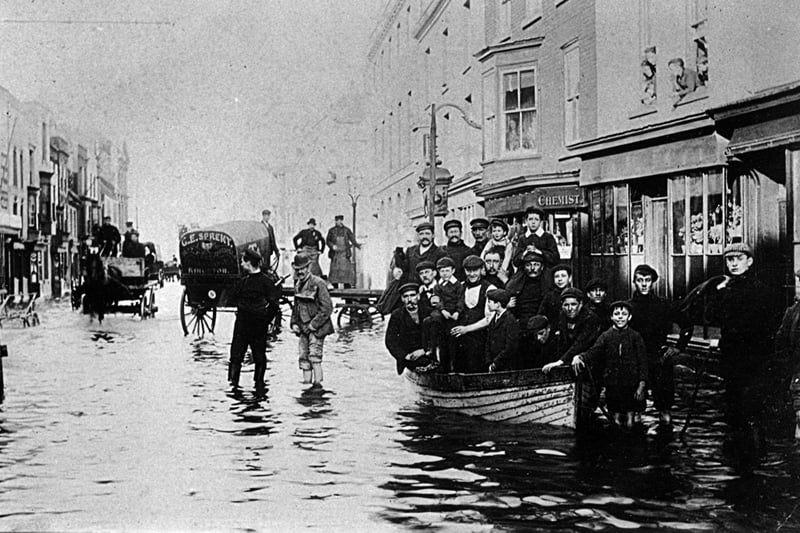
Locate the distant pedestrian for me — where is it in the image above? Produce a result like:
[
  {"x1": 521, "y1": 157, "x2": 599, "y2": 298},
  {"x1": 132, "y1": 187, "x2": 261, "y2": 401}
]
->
[
  {"x1": 97, "y1": 216, "x2": 121, "y2": 257},
  {"x1": 292, "y1": 218, "x2": 326, "y2": 278},
  {"x1": 228, "y1": 248, "x2": 280, "y2": 390},
  {"x1": 260, "y1": 209, "x2": 280, "y2": 272},
  {"x1": 325, "y1": 215, "x2": 359, "y2": 288},
  {"x1": 290, "y1": 253, "x2": 334, "y2": 386},
  {"x1": 441, "y1": 219, "x2": 472, "y2": 281}
]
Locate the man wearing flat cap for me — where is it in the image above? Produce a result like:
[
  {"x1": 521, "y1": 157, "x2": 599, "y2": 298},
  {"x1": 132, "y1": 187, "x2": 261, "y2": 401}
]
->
[
  {"x1": 325, "y1": 215, "x2": 360, "y2": 288},
  {"x1": 512, "y1": 206, "x2": 560, "y2": 269},
  {"x1": 394, "y1": 221, "x2": 446, "y2": 284},
  {"x1": 293, "y1": 218, "x2": 326, "y2": 277},
  {"x1": 469, "y1": 218, "x2": 491, "y2": 256},
  {"x1": 385, "y1": 282, "x2": 439, "y2": 375},
  {"x1": 228, "y1": 247, "x2": 282, "y2": 390},
  {"x1": 442, "y1": 219, "x2": 472, "y2": 281},
  {"x1": 543, "y1": 287, "x2": 601, "y2": 373}
]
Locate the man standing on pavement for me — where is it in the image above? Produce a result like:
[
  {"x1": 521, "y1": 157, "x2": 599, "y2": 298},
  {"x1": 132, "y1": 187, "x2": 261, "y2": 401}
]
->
[
  {"x1": 290, "y1": 253, "x2": 334, "y2": 387},
  {"x1": 442, "y1": 219, "x2": 472, "y2": 281},
  {"x1": 97, "y1": 215, "x2": 121, "y2": 257},
  {"x1": 325, "y1": 215, "x2": 360, "y2": 288},
  {"x1": 512, "y1": 207, "x2": 560, "y2": 268},
  {"x1": 260, "y1": 209, "x2": 280, "y2": 272},
  {"x1": 628, "y1": 264, "x2": 692, "y2": 426},
  {"x1": 394, "y1": 221, "x2": 446, "y2": 284},
  {"x1": 228, "y1": 248, "x2": 280, "y2": 390},
  {"x1": 469, "y1": 217, "x2": 491, "y2": 256},
  {"x1": 385, "y1": 282, "x2": 439, "y2": 375},
  {"x1": 293, "y1": 218, "x2": 326, "y2": 278}
]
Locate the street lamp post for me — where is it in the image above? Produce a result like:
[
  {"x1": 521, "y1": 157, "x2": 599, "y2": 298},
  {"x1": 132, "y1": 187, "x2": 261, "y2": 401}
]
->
[{"x1": 347, "y1": 190, "x2": 360, "y2": 287}]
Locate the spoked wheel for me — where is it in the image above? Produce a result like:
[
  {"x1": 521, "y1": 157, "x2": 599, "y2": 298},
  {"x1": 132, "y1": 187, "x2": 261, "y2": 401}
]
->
[
  {"x1": 148, "y1": 289, "x2": 156, "y2": 318},
  {"x1": 336, "y1": 303, "x2": 373, "y2": 328},
  {"x1": 180, "y1": 288, "x2": 217, "y2": 336},
  {"x1": 139, "y1": 293, "x2": 148, "y2": 319}
]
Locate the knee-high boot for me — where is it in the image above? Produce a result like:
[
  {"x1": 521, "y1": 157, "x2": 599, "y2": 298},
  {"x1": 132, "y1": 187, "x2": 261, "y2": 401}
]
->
[
  {"x1": 254, "y1": 363, "x2": 266, "y2": 388},
  {"x1": 228, "y1": 362, "x2": 241, "y2": 388}
]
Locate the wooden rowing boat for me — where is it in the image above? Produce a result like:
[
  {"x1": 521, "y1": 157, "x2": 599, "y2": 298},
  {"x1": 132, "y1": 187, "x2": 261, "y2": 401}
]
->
[{"x1": 403, "y1": 366, "x2": 587, "y2": 428}]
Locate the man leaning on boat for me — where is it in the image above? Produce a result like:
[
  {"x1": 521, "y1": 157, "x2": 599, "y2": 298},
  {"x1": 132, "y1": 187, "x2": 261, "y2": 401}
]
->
[{"x1": 385, "y1": 282, "x2": 439, "y2": 374}]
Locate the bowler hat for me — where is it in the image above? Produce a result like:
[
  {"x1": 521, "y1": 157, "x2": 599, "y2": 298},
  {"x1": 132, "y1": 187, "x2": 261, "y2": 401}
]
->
[
  {"x1": 527, "y1": 315, "x2": 550, "y2": 332},
  {"x1": 292, "y1": 253, "x2": 311, "y2": 269},
  {"x1": 490, "y1": 219, "x2": 509, "y2": 233},
  {"x1": 560, "y1": 287, "x2": 585, "y2": 302},
  {"x1": 462, "y1": 255, "x2": 484, "y2": 270},
  {"x1": 307, "y1": 218, "x2": 317, "y2": 225},
  {"x1": 436, "y1": 256, "x2": 456, "y2": 269},
  {"x1": 610, "y1": 300, "x2": 633, "y2": 314},
  {"x1": 723, "y1": 242, "x2": 753, "y2": 257},
  {"x1": 399, "y1": 282, "x2": 419, "y2": 295},
  {"x1": 416, "y1": 221, "x2": 434, "y2": 233},
  {"x1": 243, "y1": 248, "x2": 262, "y2": 266},
  {"x1": 585, "y1": 278, "x2": 608, "y2": 292},
  {"x1": 487, "y1": 288, "x2": 511, "y2": 306},
  {"x1": 415, "y1": 260, "x2": 436, "y2": 273},
  {"x1": 469, "y1": 217, "x2": 489, "y2": 229},
  {"x1": 522, "y1": 250, "x2": 545, "y2": 264},
  {"x1": 443, "y1": 219, "x2": 462, "y2": 232},
  {"x1": 633, "y1": 264, "x2": 659, "y2": 282},
  {"x1": 334, "y1": 214, "x2": 344, "y2": 221}
]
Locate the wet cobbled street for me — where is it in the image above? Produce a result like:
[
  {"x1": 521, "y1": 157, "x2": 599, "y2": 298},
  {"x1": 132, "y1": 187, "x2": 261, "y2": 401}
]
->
[{"x1": 0, "y1": 282, "x2": 798, "y2": 531}]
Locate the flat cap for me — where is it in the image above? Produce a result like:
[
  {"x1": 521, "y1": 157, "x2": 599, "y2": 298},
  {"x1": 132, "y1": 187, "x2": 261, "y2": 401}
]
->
[
  {"x1": 415, "y1": 260, "x2": 436, "y2": 273},
  {"x1": 436, "y1": 256, "x2": 456, "y2": 269},
  {"x1": 585, "y1": 278, "x2": 608, "y2": 292},
  {"x1": 490, "y1": 219, "x2": 509, "y2": 233},
  {"x1": 399, "y1": 282, "x2": 419, "y2": 295},
  {"x1": 443, "y1": 219, "x2": 462, "y2": 232},
  {"x1": 334, "y1": 214, "x2": 344, "y2": 220},
  {"x1": 307, "y1": 217, "x2": 316, "y2": 225},
  {"x1": 560, "y1": 287, "x2": 585, "y2": 301},
  {"x1": 415, "y1": 221, "x2": 434, "y2": 233},
  {"x1": 552, "y1": 263, "x2": 572, "y2": 276},
  {"x1": 486, "y1": 288, "x2": 511, "y2": 306},
  {"x1": 242, "y1": 247, "x2": 262, "y2": 266},
  {"x1": 527, "y1": 315, "x2": 550, "y2": 331},
  {"x1": 522, "y1": 250, "x2": 545, "y2": 264},
  {"x1": 291, "y1": 253, "x2": 310, "y2": 269},
  {"x1": 610, "y1": 300, "x2": 633, "y2": 314},
  {"x1": 633, "y1": 264, "x2": 659, "y2": 282},
  {"x1": 469, "y1": 217, "x2": 490, "y2": 229},
  {"x1": 462, "y1": 254, "x2": 484, "y2": 270},
  {"x1": 723, "y1": 242, "x2": 753, "y2": 257}
]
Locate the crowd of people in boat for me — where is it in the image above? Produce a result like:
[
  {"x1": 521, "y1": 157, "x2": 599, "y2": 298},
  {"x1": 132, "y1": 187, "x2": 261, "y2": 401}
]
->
[{"x1": 384, "y1": 206, "x2": 800, "y2": 452}]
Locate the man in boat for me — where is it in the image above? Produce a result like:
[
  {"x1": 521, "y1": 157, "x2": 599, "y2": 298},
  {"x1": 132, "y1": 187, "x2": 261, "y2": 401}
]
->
[
  {"x1": 441, "y1": 219, "x2": 472, "y2": 282},
  {"x1": 292, "y1": 218, "x2": 326, "y2": 278},
  {"x1": 483, "y1": 249, "x2": 508, "y2": 288},
  {"x1": 385, "y1": 282, "x2": 439, "y2": 374},
  {"x1": 511, "y1": 207, "x2": 560, "y2": 269},
  {"x1": 538, "y1": 264, "x2": 573, "y2": 325},
  {"x1": 415, "y1": 260, "x2": 438, "y2": 319},
  {"x1": 228, "y1": 248, "x2": 280, "y2": 390},
  {"x1": 451, "y1": 255, "x2": 497, "y2": 373},
  {"x1": 325, "y1": 215, "x2": 360, "y2": 289},
  {"x1": 628, "y1": 264, "x2": 692, "y2": 426},
  {"x1": 97, "y1": 216, "x2": 121, "y2": 257},
  {"x1": 290, "y1": 253, "x2": 334, "y2": 386},
  {"x1": 486, "y1": 289, "x2": 521, "y2": 372},
  {"x1": 775, "y1": 268, "x2": 800, "y2": 439},
  {"x1": 469, "y1": 217, "x2": 491, "y2": 256},
  {"x1": 542, "y1": 288, "x2": 602, "y2": 373},
  {"x1": 524, "y1": 315, "x2": 559, "y2": 369},
  {"x1": 585, "y1": 278, "x2": 612, "y2": 331},
  {"x1": 394, "y1": 222, "x2": 446, "y2": 284},
  {"x1": 714, "y1": 243, "x2": 782, "y2": 459},
  {"x1": 506, "y1": 250, "x2": 549, "y2": 339}
]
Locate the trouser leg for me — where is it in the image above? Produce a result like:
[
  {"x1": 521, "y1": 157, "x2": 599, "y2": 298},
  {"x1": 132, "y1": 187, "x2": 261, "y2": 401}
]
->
[
  {"x1": 250, "y1": 322, "x2": 269, "y2": 387},
  {"x1": 651, "y1": 359, "x2": 675, "y2": 413},
  {"x1": 229, "y1": 319, "x2": 247, "y2": 387}
]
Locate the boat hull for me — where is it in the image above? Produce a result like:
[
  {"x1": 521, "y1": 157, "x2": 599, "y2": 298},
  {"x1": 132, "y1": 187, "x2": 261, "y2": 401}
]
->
[{"x1": 403, "y1": 366, "x2": 581, "y2": 428}]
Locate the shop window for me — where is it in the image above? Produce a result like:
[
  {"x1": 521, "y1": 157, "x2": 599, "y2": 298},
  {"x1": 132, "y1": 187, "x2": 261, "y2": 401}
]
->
[
  {"x1": 671, "y1": 176, "x2": 686, "y2": 255},
  {"x1": 603, "y1": 185, "x2": 614, "y2": 254},
  {"x1": 502, "y1": 68, "x2": 537, "y2": 154},
  {"x1": 590, "y1": 185, "x2": 628, "y2": 256},
  {"x1": 590, "y1": 188, "x2": 603, "y2": 254},
  {"x1": 551, "y1": 213, "x2": 573, "y2": 260},
  {"x1": 688, "y1": 176, "x2": 704, "y2": 255},
  {"x1": 692, "y1": 0, "x2": 708, "y2": 86},
  {"x1": 707, "y1": 176, "x2": 724, "y2": 253},
  {"x1": 726, "y1": 173, "x2": 744, "y2": 244},
  {"x1": 614, "y1": 185, "x2": 629, "y2": 254}
]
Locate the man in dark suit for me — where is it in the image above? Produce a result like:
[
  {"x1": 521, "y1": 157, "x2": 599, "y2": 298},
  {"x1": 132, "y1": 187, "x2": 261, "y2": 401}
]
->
[
  {"x1": 469, "y1": 218, "x2": 490, "y2": 256},
  {"x1": 394, "y1": 221, "x2": 446, "y2": 284},
  {"x1": 260, "y1": 209, "x2": 279, "y2": 271},
  {"x1": 486, "y1": 289, "x2": 521, "y2": 372},
  {"x1": 385, "y1": 282, "x2": 439, "y2": 374},
  {"x1": 441, "y1": 219, "x2": 472, "y2": 281}
]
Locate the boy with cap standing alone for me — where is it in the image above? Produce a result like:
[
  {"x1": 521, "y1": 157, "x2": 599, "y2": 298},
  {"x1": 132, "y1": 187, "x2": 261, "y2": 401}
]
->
[
  {"x1": 290, "y1": 253, "x2": 334, "y2": 386},
  {"x1": 228, "y1": 248, "x2": 282, "y2": 390}
]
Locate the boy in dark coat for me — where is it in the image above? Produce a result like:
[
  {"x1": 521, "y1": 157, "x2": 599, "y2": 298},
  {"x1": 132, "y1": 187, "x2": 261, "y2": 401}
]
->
[
  {"x1": 486, "y1": 289, "x2": 521, "y2": 372},
  {"x1": 572, "y1": 300, "x2": 648, "y2": 429},
  {"x1": 542, "y1": 288, "x2": 602, "y2": 372},
  {"x1": 538, "y1": 264, "x2": 572, "y2": 325},
  {"x1": 585, "y1": 278, "x2": 611, "y2": 331},
  {"x1": 525, "y1": 315, "x2": 559, "y2": 369}
]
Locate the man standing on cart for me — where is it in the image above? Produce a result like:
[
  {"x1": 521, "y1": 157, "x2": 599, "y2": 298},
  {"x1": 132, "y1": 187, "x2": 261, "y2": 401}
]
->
[
  {"x1": 325, "y1": 215, "x2": 360, "y2": 288},
  {"x1": 228, "y1": 248, "x2": 281, "y2": 390}
]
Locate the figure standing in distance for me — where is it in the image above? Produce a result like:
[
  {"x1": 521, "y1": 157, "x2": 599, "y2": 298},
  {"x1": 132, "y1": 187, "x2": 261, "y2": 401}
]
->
[
  {"x1": 121, "y1": 230, "x2": 146, "y2": 259},
  {"x1": 290, "y1": 253, "x2": 334, "y2": 386},
  {"x1": 228, "y1": 248, "x2": 278, "y2": 390},
  {"x1": 292, "y1": 218, "x2": 326, "y2": 278},
  {"x1": 97, "y1": 215, "x2": 121, "y2": 257},
  {"x1": 325, "y1": 215, "x2": 360, "y2": 289},
  {"x1": 260, "y1": 209, "x2": 280, "y2": 272}
]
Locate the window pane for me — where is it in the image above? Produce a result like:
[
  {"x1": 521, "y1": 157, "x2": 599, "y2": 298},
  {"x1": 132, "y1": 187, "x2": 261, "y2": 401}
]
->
[
  {"x1": 591, "y1": 188, "x2": 602, "y2": 254},
  {"x1": 603, "y1": 185, "x2": 614, "y2": 254},
  {"x1": 630, "y1": 201, "x2": 644, "y2": 254},
  {"x1": 688, "y1": 175, "x2": 704, "y2": 255},
  {"x1": 505, "y1": 114, "x2": 520, "y2": 151},
  {"x1": 707, "y1": 172, "x2": 723, "y2": 254},
  {"x1": 520, "y1": 70, "x2": 536, "y2": 109},
  {"x1": 726, "y1": 174, "x2": 743, "y2": 244},
  {"x1": 504, "y1": 73, "x2": 519, "y2": 111},
  {"x1": 671, "y1": 176, "x2": 686, "y2": 254},
  {"x1": 520, "y1": 110, "x2": 536, "y2": 151},
  {"x1": 615, "y1": 185, "x2": 629, "y2": 254}
]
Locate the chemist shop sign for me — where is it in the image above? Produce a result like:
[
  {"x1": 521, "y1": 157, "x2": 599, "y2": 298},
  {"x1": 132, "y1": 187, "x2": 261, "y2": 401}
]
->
[{"x1": 531, "y1": 185, "x2": 586, "y2": 210}]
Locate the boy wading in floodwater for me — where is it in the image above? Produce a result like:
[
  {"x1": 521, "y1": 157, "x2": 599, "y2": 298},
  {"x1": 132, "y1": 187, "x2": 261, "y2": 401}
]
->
[
  {"x1": 572, "y1": 301, "x2": 648, "y2": 429},
  {"x1": 290, "y1": 253, "x2": 334, "y2": 386}
]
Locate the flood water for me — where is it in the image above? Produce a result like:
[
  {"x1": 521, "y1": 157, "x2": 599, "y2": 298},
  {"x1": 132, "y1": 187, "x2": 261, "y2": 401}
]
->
[{"x1": 0, "y1": 282, "x2": 798, "y2": 531}]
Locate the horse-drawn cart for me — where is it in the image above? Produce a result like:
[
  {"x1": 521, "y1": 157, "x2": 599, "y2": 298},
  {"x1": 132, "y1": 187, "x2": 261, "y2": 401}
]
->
[{"x1": 74, "y1": 255, "x2": 159, "y2": 321}]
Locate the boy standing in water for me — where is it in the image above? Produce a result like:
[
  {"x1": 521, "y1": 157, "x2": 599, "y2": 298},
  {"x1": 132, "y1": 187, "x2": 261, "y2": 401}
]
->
[{"x1": 290, "y1": 253, "x2": 334, "y2": 386}]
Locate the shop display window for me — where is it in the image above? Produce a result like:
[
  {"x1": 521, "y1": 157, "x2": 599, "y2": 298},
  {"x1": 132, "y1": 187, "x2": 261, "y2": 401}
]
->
[
  {"x1": 614, "y1": 185, "x2": 629, "y2": 254},
  {"x1": 590, "y1": 188, "x2": 603, "y2": 253},
  {"x1": 603, "y1": 185, "x2": 614, "y2": 254},
  {"x1": 707, "y1": 176, "x2": 724, "y2": 254},
  {"x1": 671, "y1": 176, "x2": 686, "y2": 255},
  {"x1": 726, "y1": 174, "x2": 744, "y2": 244},
  {"x1": 688, "y1": 176, "x2": 704, "y2": 255}
]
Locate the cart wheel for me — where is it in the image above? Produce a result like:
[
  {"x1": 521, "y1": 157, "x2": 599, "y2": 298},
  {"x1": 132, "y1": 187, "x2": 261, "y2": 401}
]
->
[
  {"x1": 139, "y1": 294, "x2": 148, "y2": 319},
  {"x1": 180, "y1": 288, "x2": 217, "y2": 336},
  {"x1": 148, "y1": 289, "x2": 156, "y2": 318}
]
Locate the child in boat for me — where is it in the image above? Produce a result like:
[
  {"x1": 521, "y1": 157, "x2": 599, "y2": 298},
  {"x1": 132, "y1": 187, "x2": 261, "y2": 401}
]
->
[
  {"x1": 486, "y1": 289, "x2": 521, "y2": 372},
  {"x1": 481, "y1": 219, "x2": 513, "y2": 278},
  {"x1": 538, "y1": 264, "x2": 573, "y2": 325},
  {"x1": 571, "y1": 300, "x2": 647, "y2": 429},
  {"x1": 423, "y1": 256, "x2": 464, "y2": 372}
]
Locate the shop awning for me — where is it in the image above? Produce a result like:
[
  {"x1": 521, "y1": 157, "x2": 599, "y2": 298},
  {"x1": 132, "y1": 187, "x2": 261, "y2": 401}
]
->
[
  {"x1": 580, "y1": 133, "x2": 726, "y2": 186},
  {"x1": 726, "y1": 114, "x2": 800, "y2": 155}
]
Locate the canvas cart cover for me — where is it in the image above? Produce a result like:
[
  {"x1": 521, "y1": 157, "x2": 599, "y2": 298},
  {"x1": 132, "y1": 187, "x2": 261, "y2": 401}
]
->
[{"x1": 180, "y1": 220, "x2": 269, "y2": 278}]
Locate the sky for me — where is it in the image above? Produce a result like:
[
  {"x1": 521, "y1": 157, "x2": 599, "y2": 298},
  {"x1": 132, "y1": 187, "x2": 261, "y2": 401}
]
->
[{"x1": 0, "y1": 0, "x2": 384, "y2": 254}]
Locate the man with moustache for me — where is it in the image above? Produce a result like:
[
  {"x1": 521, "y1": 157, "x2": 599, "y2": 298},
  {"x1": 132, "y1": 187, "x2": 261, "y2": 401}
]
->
[
  {"x1": 469, "y1": 217, "x2": 491, "y2": 256},
  {"x1": 483, "y1": 249, "x2": 508, "y2": 288},
  {"x1": 394, "y1": 221, "x2": 446, "y2": 284},
  {"x1": 506, "y1": 250, "x2": 549, "y2": 331},
  {"x1": 385, "y1": 282, "x2": 439, "y2": 374},
  {"x1": 441, "y1": 219, "x2": 472, "y2": 281}
]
